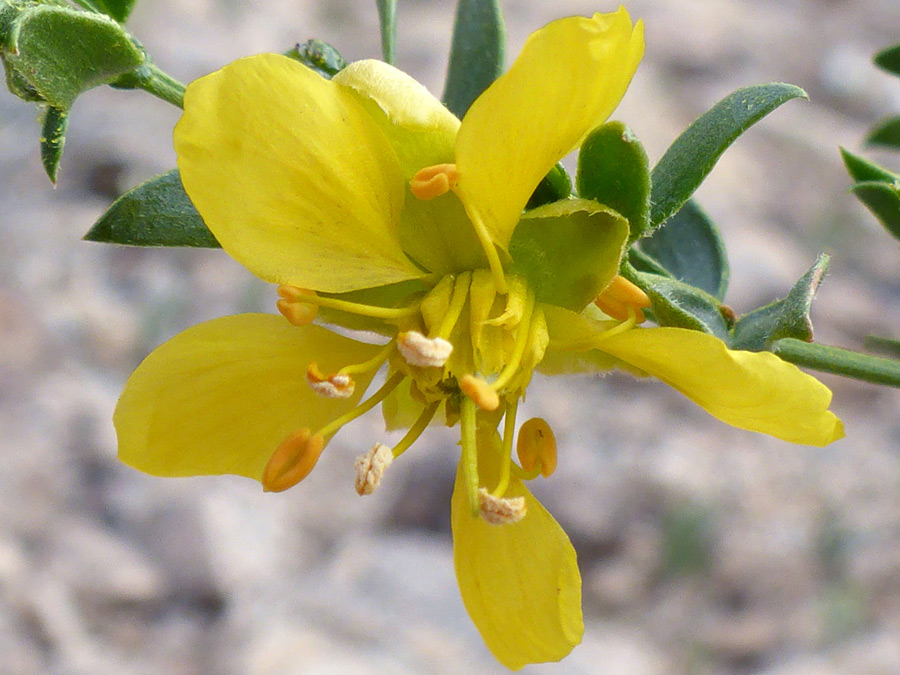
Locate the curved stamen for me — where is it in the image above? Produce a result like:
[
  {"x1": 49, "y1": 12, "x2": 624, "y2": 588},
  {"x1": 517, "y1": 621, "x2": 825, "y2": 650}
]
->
[
  {"x1": 436, "y1": 271, "x2": 473, "y2": 339},
  {"x1": 277, "y1": 284, "x2": 421, "y2": 321},
  {"x1": 460, "y1": 396, "x2": 480, "y2": 516},
  {"x1": 461, "y1": 208, "x2": 508, "y2": 296},
  {"x1": 316, "y1": 371, "x2": 406, "y2": 440},
  {"x1": 492, "y1": 398, "x2": 519, "y2": 498},
  {"x1": 491, "y1": 290, "x2": 536, "y2": 392},
  {"x1": 392, "y1": 400, "x2": 441, "y2": 459}
]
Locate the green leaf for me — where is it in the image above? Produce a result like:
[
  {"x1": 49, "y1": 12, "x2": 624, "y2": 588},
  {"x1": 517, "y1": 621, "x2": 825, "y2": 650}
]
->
[
  {"x1": 731, "y1": 255, "x2": 828, "y2": 352},
  {"x1": 71, "y1": 0, "x2": 137, "y2": 23},
  {"x1": 525, "y1": 162, "x2": 571, "y2": 210},
  {"x1": 374, "y1": 0, "x2": 396, "y2": 64},
  {"x1": 40, "y1": 104, "x2": 67, "y2": 184},
  {"x1": 840, "y1": 147, "x2": 898, "y2": 183},
  {"x1": 874, "y1": 44, "x2": 900, "y2": 77},
  {"x1": 285, "y1": 39, "x2": 346, "y2": 79},
  {"x1": 628, "y1": 268, "x2": 732, "y2": 342},
  {"x1": 851, "y1": 180, "x2": 900, "y2": 239},
  {"x1": 627, "y1": 247, "x2": 673, "y2": 278},
  {"x1": 443, "y1": 0, "x2": 505, "y2": 119},
  {"x1": 649, "y1": 83, "x2": 807, "y2": 229},
  {"x1": 637, "y1": 199, "x2": 728, "y2": 300},
  {"x1": 771, "y1": 338, "x2": 900, "y2": 388},
  {"x1": 866, "y1": 117, "x2": 900, "y2": 150},
  {"x1": 4, "y1": 5, "x2": 144, "y2": 108},
  {"x1": 576, "y1": 121, "x2": 650, "y2": 242},
  {"x1": 84, "y1": 169, "x2": 220, "y2": 248},
  {"x1": 509, "y1": 199, "x2": 628, "y2": 312}
]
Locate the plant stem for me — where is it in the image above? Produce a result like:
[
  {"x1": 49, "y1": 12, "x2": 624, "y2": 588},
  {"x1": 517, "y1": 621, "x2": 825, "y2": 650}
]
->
[
  {"x1": 135, "y1": 63, "x2": 185, "y2": 108},
  {"x1": 771, "y1": 338, "x2": 900, "y2": 387}
]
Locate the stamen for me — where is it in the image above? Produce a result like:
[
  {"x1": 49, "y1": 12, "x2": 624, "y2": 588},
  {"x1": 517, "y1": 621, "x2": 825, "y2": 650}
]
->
[
  {"x1": 276, "y1": 286, "x2": 319, "y2": 326},
  {"x1": 262, "y1": 428, "x2": 325, "y2": 492},
  {"x1": 392, "y1": 400, "x2": 441, "y2": 459},
  {"x1": 398, "y1": 331, "x2": 453, "y2": 368},
  {"x1": 354, "y1": 442, "x2": 393, "y2": 495},
  {"x1": 316, "y1": 371, "x2": 406, "y2": 439},
  {"x1": 594, "y1": 275, "x2": 651, "y2": 323},
  {"x1": 462, "y1": 209, "x2": 508, "y2": 296},
  {"x1": 459, "y1": 374, "x2": 500, "y2": 411},
  {"x1": 516, "y1": 417, "x2": 557, "y2": 478},
  {"x1": 460, "y1": 397, "x2": 480, "y2": 516},
  {"x1": 491, "y1": 289, "x2": 536, "y2": 392},
  {"x1": 492, "y1": 398, "x2": 518, "y2": 498},
  {"x1": 306, "y1": 362, "x2": 355, "y2": 398},
  {"x1": 596, "y1": 305, "x2": 639, "y2": 341},
  {"x1": 436, "y1": 271, "x2": 473, "y2": 339},
  {"x1": 410, "y1": 163, "x2": 459, "y2": 200},
  {"x1": 338, "y1": 340, "x2": 395, "y2": 377},
  {"x1": 478, "y1": 488, "x2": 526, "y2": 525},
  {"x1": 277, "y1": 284, "x2": 421, "y2": 321}
]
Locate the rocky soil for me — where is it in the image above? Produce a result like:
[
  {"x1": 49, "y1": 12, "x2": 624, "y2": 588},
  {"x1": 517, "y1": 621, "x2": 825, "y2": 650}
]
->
[{"x1": 2, "y1": 0, "x2": 900, "y2": 673}]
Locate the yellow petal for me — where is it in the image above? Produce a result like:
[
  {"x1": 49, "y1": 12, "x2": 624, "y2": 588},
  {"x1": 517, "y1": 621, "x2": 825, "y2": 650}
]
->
[
  {"x1": 335, "y1": 60, "x2": 486, "y2": 275},
  {"x1": 451, "y1": 427, "x2": 583, "y2": 669},
  {"x1": 598, "y1": 327, "x2": 845, "y2": 446},
  {"x1": 115, "y1": 314, "x2": 383, "y2": 481},
  {"x1": 455, "y1": 8, "x2": 644, "y2": 248},
  {"x1": 174, "y1": 54, "x2": 425, "y2": 293},
  {"x1": 538, "y1": 304, "x2": 632, "y2": 375}
]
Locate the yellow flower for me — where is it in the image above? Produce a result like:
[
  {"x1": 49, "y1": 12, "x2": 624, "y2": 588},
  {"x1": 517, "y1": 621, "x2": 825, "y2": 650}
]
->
[{"x1": 114, "y1": 8, "x2": 843, "y2": 669}]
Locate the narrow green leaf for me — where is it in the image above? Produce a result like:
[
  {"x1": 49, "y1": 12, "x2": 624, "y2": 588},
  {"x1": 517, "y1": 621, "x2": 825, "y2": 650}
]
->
[
  {"x1": 71, "y1": 0, "x2": 137, "y2": 22},
  {"x1": 637, "y1": 200, "x2": 729, "y2": 300},
  {"x1": 509, "y1": 200, "x2": 628, "y2": 312},
  {"x1": 840, "y1": 147, "x2": 898, "y2": 183},
  {"x1": 443, "y1": 0, "x2": 505, "y2": 119},
  {"x1": 874, "y1": 44, "x2": 900, "y2": 77},
  {"x1": 772, "y1": 338, "x2": 900, "y2": 388},
  {"x1": 525, "y1": 162, "x2": 571, "y2": 210},
  {"x1": 851, "y1": 180, "x2": 900, "y2": 239},
  {"x1": 731, "y1": 255, "x2": 828, "y2": 352},
  {"x1": 285, "y1": 39, "x2": 347, "y2": 79},
  {"x1": 375, "y1": 0, "x2": 396, "y2": 64},
  {"x1": 84, "y1": 169, "x2": 220, "y2": 248},
  {"x1": 649, "y1": 83, "x2": 807, "y2": 229},
  {"x1": 866, "y1": 117, "x2": 900, "y2": 150},
  {"x1": 40, "y1": 105, "x2": 67, "y2": 184},
  {"x1": 576, "y1": 121, "x2": 650, "y2": 242}
]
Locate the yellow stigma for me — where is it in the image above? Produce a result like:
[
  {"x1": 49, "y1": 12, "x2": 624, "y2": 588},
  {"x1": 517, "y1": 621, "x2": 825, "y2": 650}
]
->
[
  {"x1": 262, "y1": 429, "x2": 326, "y2": 492},
  {"x1": 594, "y1": 275, "x2": 651, "y2": 323},
  {"x1": 516, "y1": 418, "x2": 557, "y2": 478},
  {"x1": 306, "y1": 362, "x2": 355, "y2": 398},
  {"x1": 459, "y1": 374, "x2": 500, "y2": 411},
  {"x1": 276, "y1": 285, "x2": 319, "y2": 326},
  {"x1": 409, "y1": 163, "x2": 459, "y2": 200}
]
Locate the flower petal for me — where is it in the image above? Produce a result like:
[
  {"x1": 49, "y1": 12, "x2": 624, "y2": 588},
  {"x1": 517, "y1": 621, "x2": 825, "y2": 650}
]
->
[
  {"x1": 598, "y1": 327, "x2": 845, "y2": 446},
  {"x1": 335, "y1": 60, "x2": 487, "y2": 275},
  {"x1": 455, "y1": 8, "x2": 644, "y2": 248},
  {"x1": 115, "y1": 314, "x2": 383, "y2": 481},
  {"x1": 174, "y1": 54, "x2": 425, "y2": 292},
  {"x1": 451, "y1": 427, "x2": 583, "y2": 669}
]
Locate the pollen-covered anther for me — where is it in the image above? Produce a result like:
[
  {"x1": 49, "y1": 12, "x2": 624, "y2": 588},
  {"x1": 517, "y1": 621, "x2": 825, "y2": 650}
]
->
[
  {"x1": 594, "y1": 275, "x2": 651, "y2": 323},
  {"x1": 517, "y1": 417, "x2": 557, "y2": 478},
  {"x1": 354, "y1": 442, "x2": 394, "y2": 496},
  {"x1": 409, "y1": 163, "x2": 459, "y2": 200},
  {"x1": 459, "y1": 374, "x2": 500, "y2": 411},
  {"x1": 397, "y1": 331, "x2": 453, "y2": 368},
  {"x1": 478, "y1": 488, "x2": 526, "y2": 525},
  {"x1": 276, "y1": 285, "x2": 319, "y2": 326},
  {"x1": 306, "y1": 362, "x2": 355, "y2": 398},
  {"x1": 262, "y1": 429, "x2": 326, "y2": 493}
]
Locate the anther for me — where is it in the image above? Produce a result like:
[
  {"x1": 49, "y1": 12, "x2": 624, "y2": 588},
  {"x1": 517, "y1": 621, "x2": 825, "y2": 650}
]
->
[
  {"x1": 276, "y1": 285, "x2": 319, "y2": 326},
  {"x1": 594, "y1": 275, "x2": 651, "y2": 323},
  {"x1": 306, "y1": 362, "x2": 355, "y2": 398},
  {"x1": 516, "y1": 418, "x2": 557, "y2": 478},
  {"x1": 397, "y1": 331, "x2": 453, "y2": 368},
  {"x1": 478, "y1": 488, "x2": 526, "y2": 525},
  {"x1": 262, "y1": 429, "x2": 326, "y2": 493},
  {"x1": 409, "y1": 163, "x2": 459, "y2": 200},
  {"x1": 354, "y1": 442, "x2": 394, "y2": 495},
  {"x1": 459, "y1": 374, "x2": 500, "y2": 411}
]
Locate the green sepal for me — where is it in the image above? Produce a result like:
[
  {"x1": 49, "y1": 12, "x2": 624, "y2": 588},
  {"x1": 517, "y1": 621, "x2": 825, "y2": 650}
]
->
[
  {"x1": 731, "y1": 255, "x2": 828, "y2": 352},
  {"x1": 628, "y1": 268, "x2": 732, "y2": 342},
  {"x1": 3, "y1": 5, "x2": 144, "y2": 108},
  {"x1": 375, "y1": 0, "x2": 397, "y2": 64},
  {"x1": 70, "y1": 0, "x2": 138, "y2": 23},
  {"x1": 866, "y1": 117, "x2": 900, "y2": 150},
  {"x1": 40, "y1": 104, "x2": 67, "y2": 184},
  {"x1": 637, "y1": 199, "x2": 729, "y2": 300},
  {"x1": 525, "y1": 162, "x2": 571, "y2": 210},
  {"x1": 840, "y1": 146, "x2": 898, "y2": 183},
  {"x1": 649, "y1": 83, "x2": 807, "y2": 230},
  {"x1": 576, "y1": 121, "x2": 650, "y2": 242},
  {"x1": 84, "y1": 169, "x2": 220, "y2": 248},
  {"x1": 509, "y1": 199, "x2": 629, "y2": 312},
  {"x1": 850, "y1": 180, "x2": 900, "y2": 239},
  {"x1": 874, "y1": 44, "x2": 900, "y2": 77},
  {"x1": 284, "y1": 39, "x2": 346, "y2": 79},
  {"x1": 443, "y1": 0, "x2": 505, "y2": 119}
]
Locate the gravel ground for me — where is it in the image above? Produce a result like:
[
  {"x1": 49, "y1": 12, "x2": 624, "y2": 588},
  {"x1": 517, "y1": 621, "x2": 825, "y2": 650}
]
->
[{"x1": 2, "y1": 1, "x2": 900, "y2": 673}]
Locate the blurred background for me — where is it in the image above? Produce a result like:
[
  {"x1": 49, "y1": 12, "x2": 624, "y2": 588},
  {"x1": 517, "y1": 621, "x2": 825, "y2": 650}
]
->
[{"x1": 2, "y1": 0, "x2": 900, "y2": 672}]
